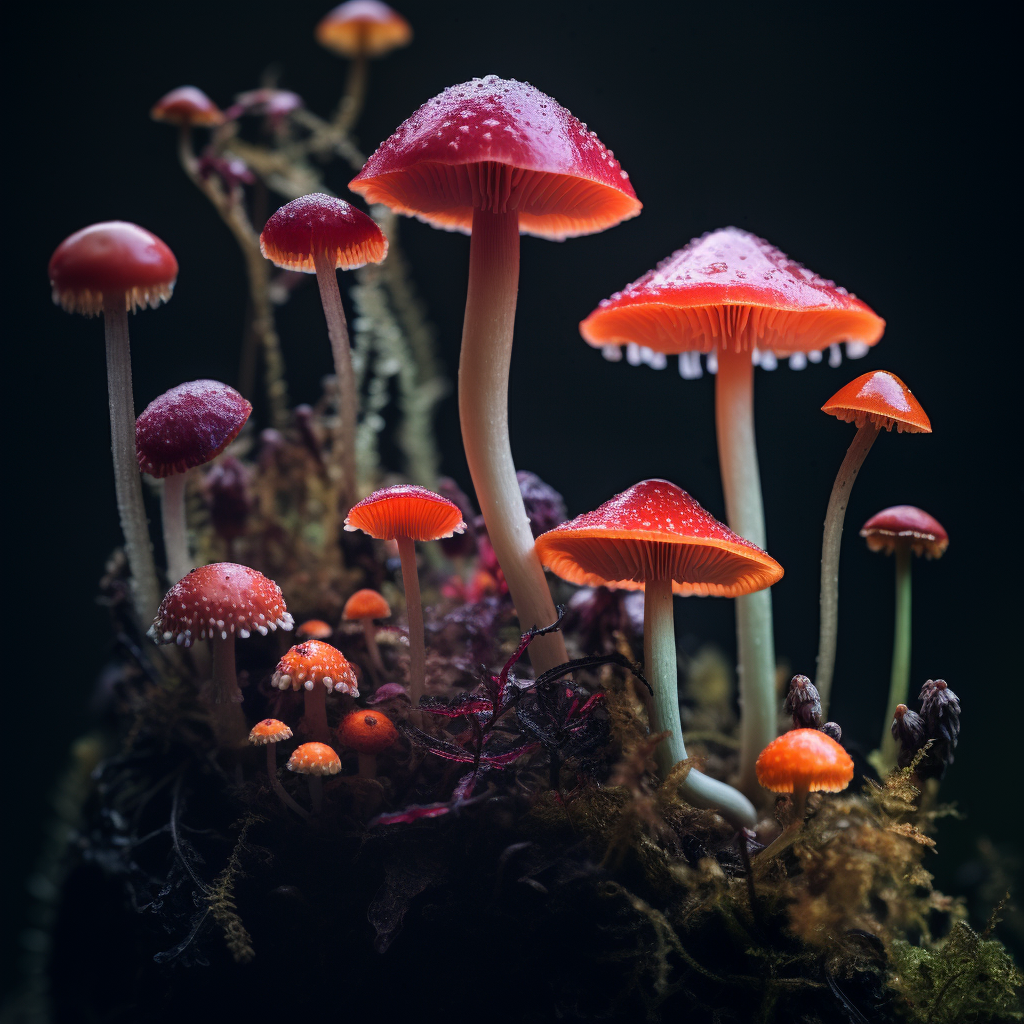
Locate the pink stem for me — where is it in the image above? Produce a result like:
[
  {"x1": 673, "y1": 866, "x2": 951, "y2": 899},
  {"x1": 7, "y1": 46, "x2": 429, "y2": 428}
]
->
[
  {"x1": 396, "y1": 536, "x2": 426, "y2": 709},
  {"x1": 303, "y1": 685, "x2": 331, "y2": 744}
]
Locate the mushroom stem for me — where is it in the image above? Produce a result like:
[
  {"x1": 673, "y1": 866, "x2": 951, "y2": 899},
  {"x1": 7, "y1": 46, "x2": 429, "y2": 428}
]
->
[
  {"x1": 357, "y1": 752, "x2": 377, "y2": 779},
  {"x1": 334, "y1": 50, "x2": 369, "y2": 133},
  {"x1": 313, "y1": 248, "x2": 358, "y2": 510},
  {"x1": 879, "y1": 544, "x2": 913, "y2": 768},
  {"x1": 303, "y1": 685, "x2": 331, "y2": 745},
  {"x1": 814, "y1": 421, "x2": 880, "y2": 715},
  {"x1": 209, "y1": 635, "x2": 248, "y2": 746},
  {"x1": 266, "y1": 746, "x2": 309, "y2": 818},
  {"x1": 102, "y1": 296, "x2": 161, "y2": 624},
  {"x1": 792, "y1": 784, "x2": 809, "y2": 822},
  {"x1": 396, "y1": 536, "x2": 426, "y2": 709},
  {"x1": 361, "y1": 617, "x2": 386, "y2": 680},
  {"x1": 644, "y1": 575, "x2": 757, "y2": 829},
  {"x1": 458, "y1": 206, "x2": 568, "y2": 676},
  {"x1": 715, "y1": 344, "x2": 776, "y2": 800},
  {"x1": 307, "y1": 775, "x2": 324, "y2": 814},
  {"x1": 161, "y1": 472, "x2": 194, "y2": 586}
]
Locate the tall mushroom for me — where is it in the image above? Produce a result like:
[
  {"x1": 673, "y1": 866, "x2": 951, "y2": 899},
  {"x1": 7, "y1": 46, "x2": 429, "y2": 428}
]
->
[
  {"x1": 349, "y1": 75, "x2": 641, "y2": 677},
  {"x1": 260, "y1": 193, "x2": 388, "y2": 508},
  {"x1": 136, "y1": 379, "x2": 252, "y2": 586},
  {"x1": 49, "y1": 221, "x2": 179, "y2": 623},
  {"x1": 272, "y1": 640, "x2": 358, "y2": 744},
  {"x1": 535, "y1": 479, "x2": 784, "y2": 828},
  {"x1": 816, "y1": 371, "x2": 931, "y2": 714},
  {"x1": 861, "y1": 505, "x2": 948, "y2": 768},
  {"x1": 579, "y1": 228, "x2": 884, "y2": 797},
  {"x1": 344, "y1": 484, "x2": 465, "y2": 710},
  {"x1": 150, "y1": 86, "x2": 226, "y2": 166}
]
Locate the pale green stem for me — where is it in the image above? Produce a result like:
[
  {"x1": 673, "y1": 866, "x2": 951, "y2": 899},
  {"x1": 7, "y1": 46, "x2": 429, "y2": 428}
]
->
[
  {"x1": 161, "y1": 471, "x2": 193, "y2": 586},
  {"x1": 879, "y1": 545, "x2": 913, "y2": 768},
  {"x1": 459, "y1": 206, "x2": 568, "y2": 676},
  {"x1": 645, "y1": 575, "x2": 756, "y2": 828},
  {"x1": 396, "y1": 536, "x2": 426, "y2": 709},
  {"x1": 815, "y1": 422, "x2": 880, "y2": 716}
]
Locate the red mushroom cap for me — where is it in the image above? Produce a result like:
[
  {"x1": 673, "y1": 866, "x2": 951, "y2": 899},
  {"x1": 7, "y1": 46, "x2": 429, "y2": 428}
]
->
[
  {"x1": 349, "y1": 75, "x2": 641, "y2": 240},
  {"x1": 860, "y1": 506, "x2": 948, "y2": 558},
  {"x1": 315, "y1": 0, "x2": 412, "y2": 57},
  {"x1": 344, "y1": 484, "x2": 466, "y2": 541},
  {"x1": 821, "y1": 370, "x2": 931, "y2": 433},
  {"x1": 136, "y1": 380, "x2": 252, "y2": 478},
  {"x1": 259, "y1": 193, "x2": 388, "y2": 274},
  {"x1": 150, "y1": 86, "x2": 225, "y2": 127},
  {"x1": 579, "y1": 227, "x2": 884, "y2": 356},
  {"x1": 272, "y1": 640, "x2": 359, "y2": 695},
  {"x1": 148, "y1": 562, "x2": 294, "y2": 646},
  {"x1": 297, "y1": 619, "x2": 334, "y2": 640},
  {"x1": 755, "y1": 728, "x2": 854, "y2": 794},
  {"x1": 342, "y1": 588, "x2": 391, "y2": 620},
  {"x1": 49, "y1": 221, "x2": 179, "y2": 317},
  {"x1": 338, "y1": 708, "x2": 399, "y2": 754},
  {"x1": 534, "y1": 479, "x2": 783, "y2": 597},
  {"x1": 249, "y1": 719, "x2": 293, "y2": 745},
  {"x1": 287, "y1": 741, "x2": 342, "y2": 775}
]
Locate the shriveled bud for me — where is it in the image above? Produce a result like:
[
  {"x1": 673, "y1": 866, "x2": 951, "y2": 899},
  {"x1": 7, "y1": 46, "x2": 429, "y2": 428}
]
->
[
  {"x1": 891, "y1": 704, "x2": 927, "y2": 768},
  {"x1": 517, "y1": 471, "x2": 568, "y2": 538},
  {"x1": 205, "y1": 456, "x2": 252, "y2": 542},
  {"x1": 919, "y1": 679, "x2": 960, "y2": 768},
  {"x1": 784, "y1": 674, "x2": 822, "y2": 729},
  {"x1": 820, "y1": 721, "x2": 842, "y2": 742}
]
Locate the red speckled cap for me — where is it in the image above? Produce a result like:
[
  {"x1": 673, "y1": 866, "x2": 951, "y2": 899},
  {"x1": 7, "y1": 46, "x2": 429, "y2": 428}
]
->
[
  {"x1": 272, "y1": 640, "x2": 359, "y2": 695},
  {"x1": 344, "y1": 484, "x2": 466, "y2": 541},
  {"x1": 150, "y1": 86, "x2": 225, "y2": 126},
  {"x1": 49, "y1": 222, "x2": 179, "y2": 317},
  {"x1": 260, "y1": 193, "x2": 388, "y2": 273},
  {"x1": 534, "y1": 479, "x2": 783, "y2": 597},
  {"x1": 349, "y1": 75, "x2": 641, "y2": 240},
  {"x1": 755, "y1": 729, "x2": 854, "y2": 794},
  {"x1": 338, "y1": 708, "x2": 399, "y2": 754},
  {"x1": 580, "y1": 228, "x2": 884, "y2": 355},
  {"x1": 136, "y1": 379, "x2": 252, "y2": 478},
  {"x1": 287, "y1": 742, "x2": 342, "y2": 775},
  {"x1": 316, "y1": 0, "x2": 412, "y2": 57},
  {"x1": 861, "y1": 506, "x2": 948, "y2": 558},
  {"x1": 249, "y1": 719, "x2": 293, "y2": 745},
  {"x1": 149, "y1": 562, "x2": 294, "y2": 645},
  {"x1": 822, "y1": 370, "x2": 931, "y2": 433}
]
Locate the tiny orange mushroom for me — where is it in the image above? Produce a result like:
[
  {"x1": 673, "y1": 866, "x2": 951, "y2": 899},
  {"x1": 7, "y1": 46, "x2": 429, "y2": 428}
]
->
[
  {"x1": 287, "y1": 741, "x2": 342, "y2": 813},
  {"x1": 338, "y1": 708, "x2": 399, "y2": 778},
  {"x1": 343, "y1": 589, "x2": 391, "y2": 680},
  {"x1": 316, "y1": 1, "x2": 412, "y2": 59},
  {"x1": 755, "y1": 728, "x2": 853, "y2": 820},
  {"x1": 249, "y1": 719, "x2": 307, "y2": 818},
  {"x1": 272, "y1": 640, "x2": 357, "y2": 745},
  {"x1": 297, "y1": 619, "x2": 334, "y2": 640}
]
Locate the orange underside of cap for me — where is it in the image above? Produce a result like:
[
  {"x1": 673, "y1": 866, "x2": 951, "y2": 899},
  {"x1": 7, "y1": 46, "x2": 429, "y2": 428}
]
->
[
  {"x1": 260, "y1": 236, "x2": 387, "y2": 274},
  {"x1": 316, "y1": 17, "x2": 411, "y2": 57},
  {"x1": 822, "y1": 370, "x2": 931, "y2": 433},
  {"x1": 755, "y1": 729, "x2": 854, "y2": 793},
  {"x1": 345, "y1": 485, "x2": 465, "y2": 541}
]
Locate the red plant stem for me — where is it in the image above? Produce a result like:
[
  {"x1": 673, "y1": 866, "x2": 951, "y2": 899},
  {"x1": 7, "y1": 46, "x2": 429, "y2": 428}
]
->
[
  {"x1": 396, "y1": 536, "x2": 426, "y2": 709},
  {"x1": 303, "y1": 685, "x2": 331, "y2": 744}
]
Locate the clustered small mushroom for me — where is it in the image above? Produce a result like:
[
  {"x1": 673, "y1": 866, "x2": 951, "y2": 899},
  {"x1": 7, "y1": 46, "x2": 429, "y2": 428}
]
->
[
  {"x1": 338, "y1": 708, "x2": 398, "y2": 778},
  {"x1": 342, "y1": 588, "x2": 391, "y2": 682},
  {"x1": 287, "y1": 741, "x2": 342, "y2": 813},
  {"x1": 272, "y1": 640, "x2": 358, "y2": 744},
  {"x1": 249, "y1": 719, "x2": 308, "y2": 818}
]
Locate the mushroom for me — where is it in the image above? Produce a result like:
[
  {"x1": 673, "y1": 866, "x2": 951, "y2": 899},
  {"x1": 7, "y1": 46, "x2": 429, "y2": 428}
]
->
[
  {"x1": 342, "y1": 588, "x2": 392, "y2": 681},
  {"x1": 814, "y1": 371, "x2": 932, "y2": 715},
  {"x1": 49, "y1": 221, "x2": 179, "y2": 622},
  {"x1": 287, "y1": 741, "x2": 341, "y2": 813},
  {"x1": 148, "y1": 563, "x2": 294, "y2": 745},
  {"x1": 338, "y1": 708, "x2": 398, "y2": 778},
  {"x1": 344, "y1": 485, "x2": 465, "y2": 710},
  {"x1": 260, "y1": 193, "x2": 388, "y2": 508},
  {"x1": 579, "y1": 228, "x2": 885, "y2": 796},
  {"x1": 861, "y1": 506, "x2": 948, "y2": 768},
  {"x1": 755, "y1": 728, "x2": 854, "y2": 821},
  {"x1": 297, "y1": 619, "x2": 334, "y2": 640},
  {"x1": 349, "y1": 75, "x2": 641, "y2": 678},
  {"x1": 150, "y1": 86, "x2": 226, "y2": 165},
  {"x1": 136, "y1": 379, "x2": 252, "y2": 586},
  {"x1": 272, "y1": 639, "x2": 358, "y2": 744},
  {"x1": 535, "y1": 479, "x2": 784, "y2": 828},
  {"x1": 248, "y1": 719, "x2": 308, "y2": 818}
]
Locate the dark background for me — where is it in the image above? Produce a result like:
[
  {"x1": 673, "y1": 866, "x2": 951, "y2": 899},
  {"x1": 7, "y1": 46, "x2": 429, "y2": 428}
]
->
[{"x1": 5, "y1": 0, "x2": 1019, "y2": 999}]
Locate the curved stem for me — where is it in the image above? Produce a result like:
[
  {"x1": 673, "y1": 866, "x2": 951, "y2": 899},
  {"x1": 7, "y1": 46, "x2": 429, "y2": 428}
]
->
[
  {"x1": 645, "y1": 575, "x2": 756, "y2": 828},
  {"x1": 815, "y1": 422, "x2": 880, "y2": 716},
  {"x1": 879, "y1": 545, "x2": 912, "y2": 768},
  {"x1": 303, "y1": 685, "x2": 331, "y2": 744},
  {"x1": 161, "y1": 471, "x2": 193, "y2": 586},
  {"x1": 267, "y1": 745, "x2": 309, "y2": 818},
  {"x1": 334, "y1": 51, "x2": 369, "y2": 134},
  {"x1": 396, "y1": 536, "x2": 426, "y2": 708},
  {"x1": 715, "y1": 345, "x2": 776, "y2": 799},
  {"x1": 314, "y1": 249, "x2": 358, "y2": 510},
  {"x1": 103, "y1": 298, "x2": 160, "y2": 624},
  {"x1": 209, "y1": 636, "x2": 248, "y2": 747},
  {"x1": 459, "y1": 207, "x2": 567, "y2": 676}
]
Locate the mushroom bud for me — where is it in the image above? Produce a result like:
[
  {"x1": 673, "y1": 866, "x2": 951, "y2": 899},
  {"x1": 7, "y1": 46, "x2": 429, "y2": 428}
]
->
[
  {"x1": 338, "y1": 708, "x2": 398, "y2": 778},
  {"x1": 783, "y1": 675, "x2": 822, "y2": 730}
]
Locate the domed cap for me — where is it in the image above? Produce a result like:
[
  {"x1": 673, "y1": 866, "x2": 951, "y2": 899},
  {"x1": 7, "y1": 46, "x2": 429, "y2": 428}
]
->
[
  {"x1": 755, "y1": 728, "x2": 854, "y2": 794},
  {"x1": 272, "y1": 640, "x2": 359, "y2": 695},
  {"x1": 534, "y1": 479, "x2": 783, "y2": 596},
  {"x1": 260, "y1": 193, "x2": 388, "y2": 274},
  {"x1": 349, "y1": 75, "x2": 641, "y2": 240},
  {"x1": 861, "y1": 506, "x2": 948, "y2": 558},
  {"x1": 338, "y1": 708, "x2": 398, "y2": 753},
  {"x1": 49, "y1": 221, "x2": 179, "y2": 317},
  {"x1": 136, "y1": 380, "x2": 252, "y2": 478},
  {"x1": 344, "y1": 484, "x2": 466, "y2": 541},
  {"x1": 315, "y1": 0, "x2": 412, "y2": 57},
  {"x1": 580, "y1": 227, "x2": 884, "y2": 356},
  {"x1": 287, "y1": 741, "x2": 342, "y2": 775},
  {"x1": 148, "y1": 562, "x2": 294, "y2": 646},
  {"x1": 822, "y1": 370, "x2": 931, "y2": 433},
  {"x1": 249, "y1": 719, "x2": 293, "y2": 745},
  {"x1": 343, "y1": 588, "x2": 391, "y2": 620},
  {"x1": 150, "y1": 86, "x2": 225, "y2": 126},
  {"x1": 297, "y1": 619, "x2": 334, "y2": 639}
]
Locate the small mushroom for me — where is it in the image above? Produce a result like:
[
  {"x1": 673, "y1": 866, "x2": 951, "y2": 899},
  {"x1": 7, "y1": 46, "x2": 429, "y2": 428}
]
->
[
  {"x1": 287, "y1": 741, "x2": 341, "y2": 813},
  {"x1": 755, "y1": 728, "x2": 854, "y2": 821},
  {"x1": 297, "y1": 619, "x2": 334, "y2": 640},
  {"x1": 272, "y1": 640, "x2": 358, "y2": 744},
  {"x1": 342, "y1": 588, "x2": 391, "y2": 681},
  {"x1": 338, "y1": 708, "x2": 398, "y2": 778},
  {"x1": 248, "y1": 719, "x2": 308, "y2": 818}
]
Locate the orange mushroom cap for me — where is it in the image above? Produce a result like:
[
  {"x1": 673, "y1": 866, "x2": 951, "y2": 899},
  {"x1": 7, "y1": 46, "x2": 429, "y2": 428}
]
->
[
  {"x1": 150, "y1": 86, "x2": 225, "y2": 127},
  {"x1": 344, "y1": 484, "x2": 466, "y2": 541},
  {"x1": 287, "y1": 741, "x2": 342, "y2": 775},
  {"x1": 861, "y1": 506, "x2": 948, "y2": 559},
  {"x1": 260, "y1": 193, "x2": 388, "y2": 274},
  {"x1": 580, "y1": 227, "x2": 884, "y2": 357},
  {"x1": 272, "y1": 640, "x2": 359, "y2": 695},
  {"x1": 343, "y1": 588, "x2": 391, "y2": 620},
  {"x1": 297, "y1": 619, "x2": 334, "y2": 639},
  {"x1": 315, "y1": 0, "x2": 412, "y2": 58},
  {"x1": 249, "y1": 719, "x2": 293, "y2": 745},
  {"x1": 755, "y1": 728, "x2": 854, "y2": 794},
  {"x1": 822, "y1": 370, "x2": 931, "y2": 433},
  {"x1": 534, "y1": 479, "x2": 783, "y2": 597},
  {"x1": 338, "y1": 708, "x2": 399, "y2": 754}
]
